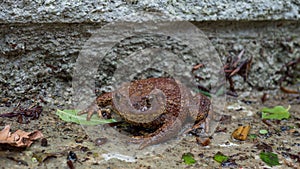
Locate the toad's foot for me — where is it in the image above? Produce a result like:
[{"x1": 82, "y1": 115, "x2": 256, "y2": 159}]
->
[
  {"x1": 184, "y1": 110, "x2": 213, "y2": 137},
  {"x1": 129, "y1": 117, "x2": 183, "y2": 149},
  {"x1": 77, "y1": 101, "x2": 102, "y2": 121}
]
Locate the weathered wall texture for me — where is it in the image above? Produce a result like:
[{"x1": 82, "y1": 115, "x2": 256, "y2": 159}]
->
[
  {"x1": 0, "y1": 1, "x2": 299, "y2": 22},
  {"x1": 0, "y1": 1, "x2": 299, "y2": 108}
]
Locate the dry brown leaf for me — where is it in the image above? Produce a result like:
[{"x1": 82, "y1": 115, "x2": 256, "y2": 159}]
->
[
  {"x1": 231, "y1": 125, "x2": 251, "y2": 141},
  {"x1": 0, "y1": 125, "x2": 43, "y2": 148},
  {"x1": 0, "y1": 125, "x2": 10, "y2": 141}
]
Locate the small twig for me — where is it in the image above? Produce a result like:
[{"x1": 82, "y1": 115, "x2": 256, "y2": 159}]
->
[
  {"x1": 280, "y1": 86, "x2": 299, "y2": 94},
  {"x1": 278, "y1": 58, "x2": 300, "y2": 94},
  {"x1": 232, "y1": 49, "x2": 244, "y2": 67},
  {"x1": 192, "y1": 63, "x2": 204, "y2": 73}
]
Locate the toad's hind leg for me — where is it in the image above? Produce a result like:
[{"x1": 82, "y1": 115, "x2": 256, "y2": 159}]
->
[{"x1": 130, "y1": 115, "x2": 185, "y2": 149}]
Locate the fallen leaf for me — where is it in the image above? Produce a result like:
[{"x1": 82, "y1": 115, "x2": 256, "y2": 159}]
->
[
  {"x1": 249, "y1": 134, "x2": 257, "y2": 139},
  {"x1": 196, "y1": 137, "x2": 211, "y2": 146},
  {"x1": 213, "y1": 152, "x2": 229, "y2": 163},
  {"x1": 260, "y1": 151, "x2": 280, "y2": 167},
  {"x1": 0, "y1": 125, "x2": 43, "y2": 148},
  {"x1": 259, "y1": 129, "x2": 268, "y2": 135},
  {"x1": 0, "y1": 125, "x2": 10, "y2": 141},
  {"x1": 231, "y1": 125, "x2": 251, "y2": 141},
  {"x1": 56, "y1": 109, "x2": 117, "y2": 125},
  {"x1": 0, "y1": 105, "x2": 43, "y2": 124},
  {"x1": 261, "y1": 106, "x2": 290, "y2": 120},
  {"x1": 182, "y1": 152, "x2": 196, "y2": 165}
]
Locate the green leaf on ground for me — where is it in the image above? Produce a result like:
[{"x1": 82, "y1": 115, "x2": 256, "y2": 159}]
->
[
  {"x1": 195, "y1": 89, "x2": 211, "y2": 97},
  {"x1": 259, "y1": 152, "x2": 280, "y2": 167},
  {"x1": 249, "y1": 134, "x2": 257, "y2": 139},
  {"x1": 213, "y1": 152, "x2": 229, "y2": 163},
  {"x1": 261, "y1": 105, "x2": 290, "y2": 120},
  {"x1": 259, "y1": 129, "x2": 268, "y2": 135},
  {"x1": 182, "y1": 152, "x2": 196, "y2": 165},
  {"x1": 56, "y1": 109, "x2": 117, "y2": 125}
]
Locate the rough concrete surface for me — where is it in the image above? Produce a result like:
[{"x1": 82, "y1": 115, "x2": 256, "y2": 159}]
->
[
  {"x1": 0, "y1": 21, "x2": 299, "y2": 109},
  {"x1": 0, "y1": 1, "x2": 299, "y2": 169},
  {"x1": 0, "y1": 0, "x2": 299, "y2": 23},
  {"x1": 0, "y1": 1, "x2": 299, "y2": 108}
]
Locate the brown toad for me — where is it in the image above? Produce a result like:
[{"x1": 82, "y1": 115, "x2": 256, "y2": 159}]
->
[{"x1": 78, "y1": 77, "x2": 211, "y2": 149}]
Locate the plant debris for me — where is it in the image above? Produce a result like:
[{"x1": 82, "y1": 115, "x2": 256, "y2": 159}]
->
[
  {"x1": 259, "y1": 129, "x2": 268, "y2": 135},
  {"x1": 56, "y1": 109, "x2": 117, "y2": 125},
  {"x1": 213, "y1": 151, "x2": 229, "y2": 163},
  {"x1": 254, "y1": 142, "x2": 273, "y2": 152},
  {"x1": 259, "y1": 151, "x2": 280, "y2": 167},
  {"x1": 0, "y1": 103, "x2": 43, "y2": 123},
  {"x1": 192, "y1": 63, "x2": 204, "y2": 74},
  {"x1": 182, "y1": 152, "x2": 196, "y2": 165},
  {"x1": 261, "y1": 105, "x2": 291, "y2": 120},
  {"x1": 7, "y1": 156, "x2": 28, "y2": 166},
  {"x1": 261, "y1": 93, "x2": 269, "y2": 103},
  {"x1": 67, "y1": 159, "x2": 75, "y2": 169},
  {"x1": 231, "y1": 125, "x2": 251, "y2": 141},
  {"x1": 32, "y1": 152, "x2": 58, "y2": 164},
  {"x1": 262, "y1": 119, "x2": 273, "y2": 126},
  {"x1": 196, "y1": 137, "x2": 211, "y2": 146},
  {"x1": 0, "y1": 125, "x2": 43, "y2": 148},
  {"x1": 277, "y1": 57, "x2": 300, "y2": 94},
  {"x1": 191, "y1": 50, "x2": 252, "y2": 97},
  {"x1": 249, "y1": 134, "x2": 257, "y2": 139},
  {"x1": 224, "y1": 50, "x2": 253, "y2": 95}
]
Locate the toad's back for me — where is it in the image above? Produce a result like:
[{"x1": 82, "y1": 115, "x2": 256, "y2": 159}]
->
[{"x1": 127, "y1": 78, "x2": 183, "y2": 120}]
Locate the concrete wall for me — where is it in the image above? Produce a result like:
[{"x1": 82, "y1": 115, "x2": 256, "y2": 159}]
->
[
  {"x1": 1, "y1": 1, "x2": 299, "y2": 22},
  {"x1": 0, "y1": 1, "x2": 299, "y2": 108}
]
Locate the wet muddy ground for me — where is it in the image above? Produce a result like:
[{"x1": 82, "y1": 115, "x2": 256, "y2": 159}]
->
[{"x1": 0, "y1": 89, "x2": 299, "y2": 169}]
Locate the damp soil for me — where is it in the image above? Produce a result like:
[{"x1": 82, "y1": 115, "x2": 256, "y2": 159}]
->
[{"x1": 0, "y1": 90, "x2": 299, "y2": 169}]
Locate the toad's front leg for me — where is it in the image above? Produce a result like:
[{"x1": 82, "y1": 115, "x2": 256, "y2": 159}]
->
[
  {"x1": 77, "y1": 92, "x2": 113, "y2": 120},
  {"x1": 185, "y1": 93, "x2": 211, "y2": 134}
]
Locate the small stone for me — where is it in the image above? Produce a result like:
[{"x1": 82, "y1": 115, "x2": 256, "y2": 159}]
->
[
  {"x1": 94, "y1": 137, "x2": 108, "y2": 146},
  {"x1": 41, "y1": 138, "x2": 48, "y2": 147}
]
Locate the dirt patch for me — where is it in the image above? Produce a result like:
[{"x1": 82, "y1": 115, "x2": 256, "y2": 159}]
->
[{"x1": 0, "y1": 90, "x2": 299, "y2": 169}]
